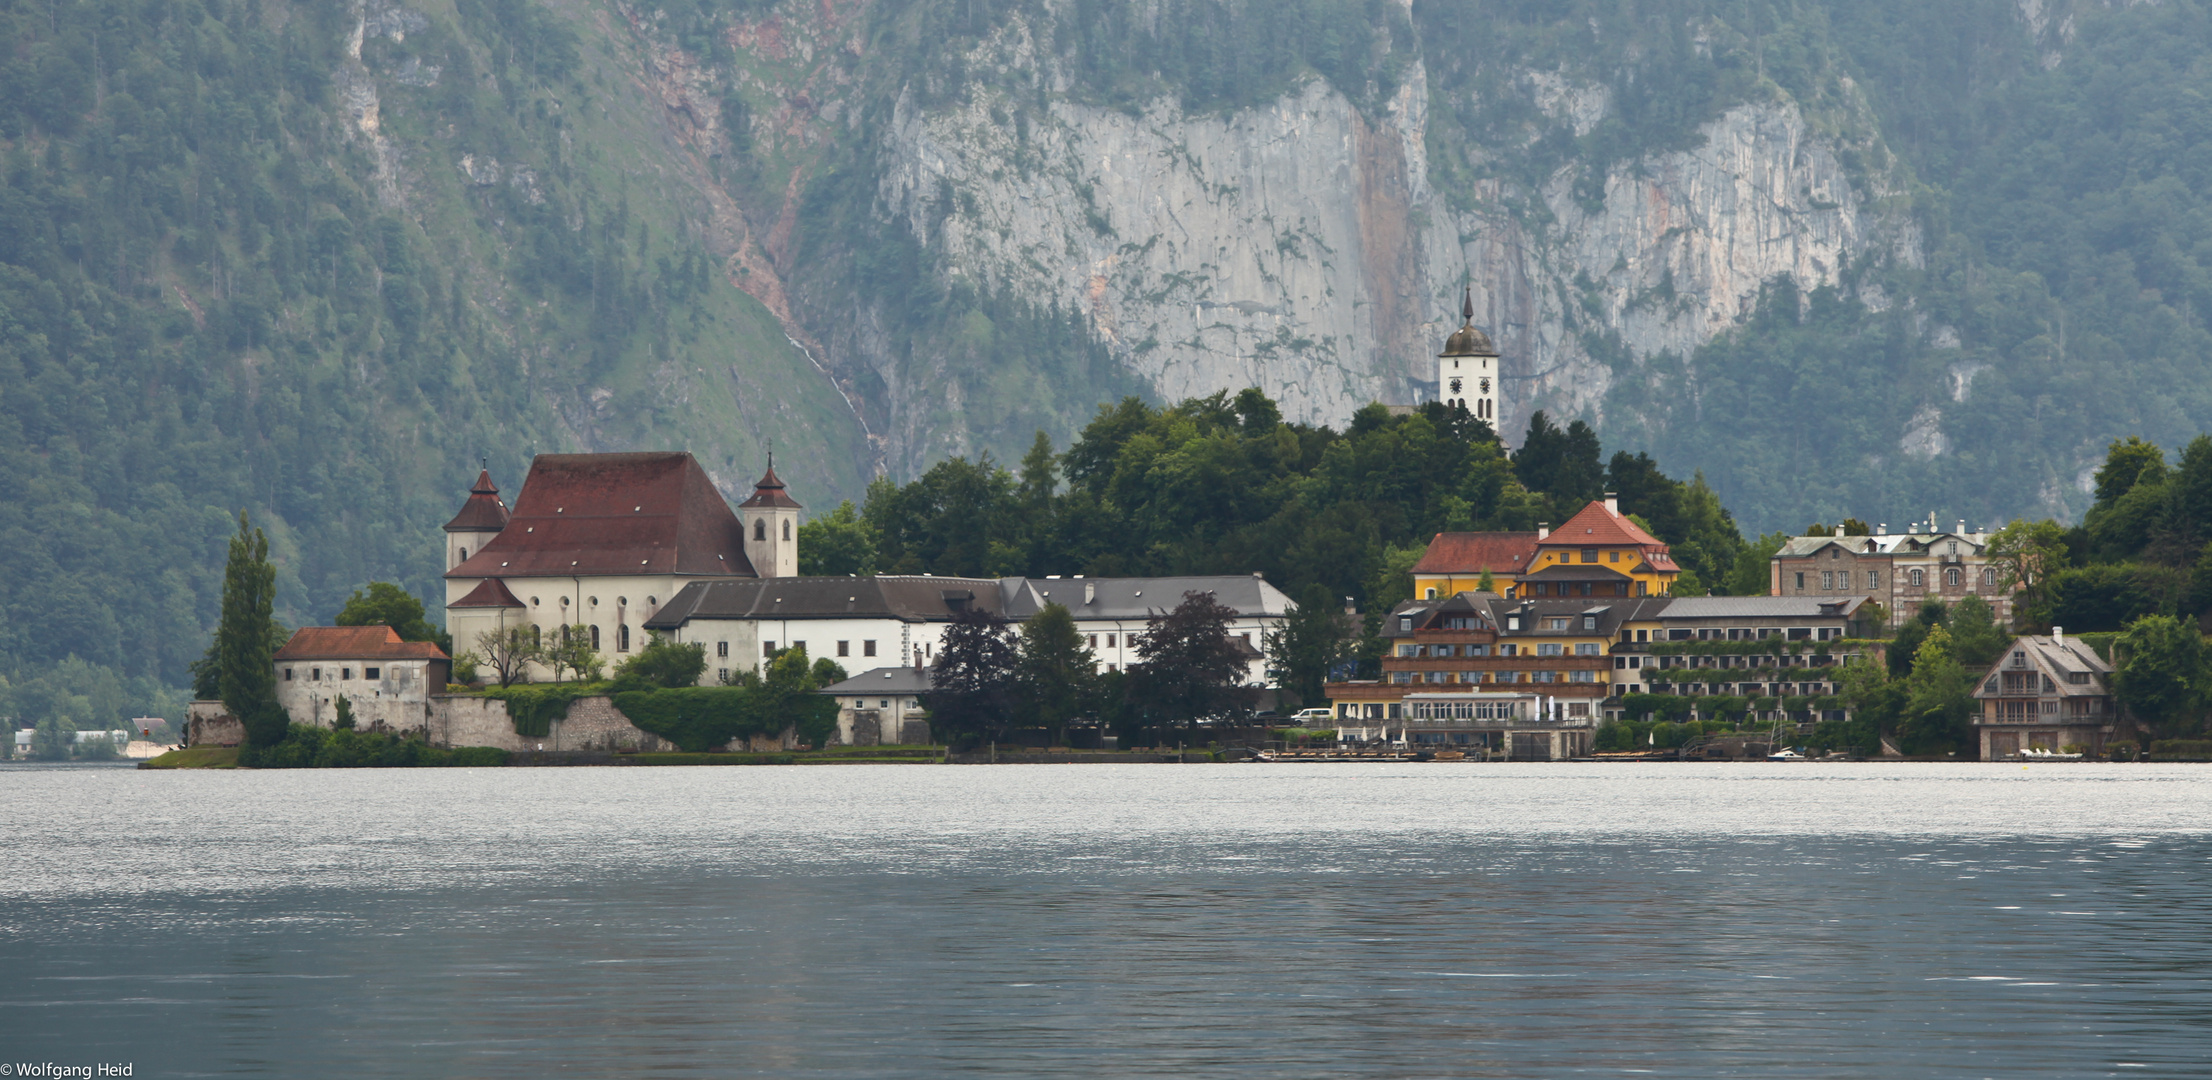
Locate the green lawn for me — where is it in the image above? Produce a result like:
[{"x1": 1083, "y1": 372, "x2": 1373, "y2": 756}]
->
[{"x1": 138, "y1": 747, "x2": 241, "y2": 769}]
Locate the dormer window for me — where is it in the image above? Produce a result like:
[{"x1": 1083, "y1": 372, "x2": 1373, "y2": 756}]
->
[{"x1": 1399, "y1": 617, "x2": 1413, "y2": 632}]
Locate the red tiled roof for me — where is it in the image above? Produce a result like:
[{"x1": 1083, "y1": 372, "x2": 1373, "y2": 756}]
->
[
  {"x1": 451, "y1": 578, "x2": 526, "y2": 608},
  {"x1": 1537, "y1": 500, "x2": 1671, "y2": 553},
  {"x1": 445, "y1": 452, "x2": 759, "y2": 579},
  {"x1": 738, "y1": 464, "x2": 803, "y2": 510},
  {"x1": 275, "y1": 626, "x2": 450, "y2": 661},
  {"x1": 1412, "y1": 532, "x2": 1540, "y2": 575},
  {"x1": 443, "y1": 469, "x2": 511, "y2": 533}
]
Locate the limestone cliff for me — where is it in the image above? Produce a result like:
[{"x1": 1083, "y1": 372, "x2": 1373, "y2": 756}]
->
[{"x1": 660, "y1": 1, "x2": 1919, "y2": 473}]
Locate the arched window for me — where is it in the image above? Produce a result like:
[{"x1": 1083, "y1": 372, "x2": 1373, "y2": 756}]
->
[
  {"x1": 458, "y1": 547, "x2": 468, "y2": 563},
  {"x1": 1909, "y1": 569, "x2": 1924, "y2": 587},
  {"x1": 529, "y1": 625, "x2": 542, "y2": 648},
  {"x1": 754, "y1": 519, "x2": 766, "y2": 541},
  {"x1": 782, "y1": 519, "x2": 792, "y2": 541},
  {"x1": 1945, "y1": 567, "x2": 1962, "y2": 587},
  {"x1": 618, "y1": 624, "x2": 631, "y2": 652},
  {"x1": 1982, "y1": 568, "x2": 1997, "y2": 587},
  {"x1": 590, "y1": 625, "x2": 601, "y2": 650}
]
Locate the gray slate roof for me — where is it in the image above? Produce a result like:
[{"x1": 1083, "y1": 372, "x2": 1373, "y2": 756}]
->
[
  {"x1": 818, "y1": 666, "x2": 934, "y2": 696},
  {"x1": 1659, "y1": 596, "x2": 1867, "y2": 620},
  {"x1": 645, "y1": 575, "x2": 1018, "y2": 629},
  {"x1": 1009, "y1": 575, "x2": 1295, "y2": 621}
]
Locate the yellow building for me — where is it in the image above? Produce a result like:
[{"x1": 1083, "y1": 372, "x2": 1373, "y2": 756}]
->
[
  {"x1": 1411, "y1": 498, "x2": 1679, "y2": 602},
  {"x1": 1517, "y1": 497, "x2": 1681, "y2": 600}
]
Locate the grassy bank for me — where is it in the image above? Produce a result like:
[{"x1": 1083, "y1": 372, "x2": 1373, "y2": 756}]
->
[{"x1": 138, "y1": 747, "x2": 241, "y2": 769}]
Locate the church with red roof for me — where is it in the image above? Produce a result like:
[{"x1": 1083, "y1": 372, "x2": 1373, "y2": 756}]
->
[{"x1": 441, "y1": 452, "x2": 800, "y2": 677}]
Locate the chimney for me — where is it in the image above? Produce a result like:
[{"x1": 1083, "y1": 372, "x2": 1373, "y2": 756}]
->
[
  {"x1": 2052, "y1": 626, "x2": 2064, "y2": 644},
  {"x1": 1603, "y1": 492, "x2": 1619, "y2": 516},
  {"x1": 1957, "y1": 519, "x2": 1967, "y2": 536},
  {"x1": 1084, "y1": 581, "x2": 1096, "y2": 605},
  {"x1": 1343, "y1": 595, "x2": 1356, "y2": 615},
  {"x1": 1538, "y1": 522, "x2": 1550, "y2": 540},
  {"x1": 1877, "y1": 522, "x2": 1887, "y2": 536}
]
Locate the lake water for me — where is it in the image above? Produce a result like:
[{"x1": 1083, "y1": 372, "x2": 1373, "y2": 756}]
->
[{"x1": 2, "y1": 761, "x2": 2208, "y2": 1078}]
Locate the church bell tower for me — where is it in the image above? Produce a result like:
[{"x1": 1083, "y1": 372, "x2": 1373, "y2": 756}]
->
[
  {"x1": 1438, "y1": 286, "x2": 1499, "y2": 424},
  {"x1": 738, "y1": 457, "x2": 802, "y2": 578}
]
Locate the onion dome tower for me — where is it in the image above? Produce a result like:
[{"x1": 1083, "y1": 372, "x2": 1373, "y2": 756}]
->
[{"x1": 1438, "y1": 286, "x2": 1499, "y2": 423}]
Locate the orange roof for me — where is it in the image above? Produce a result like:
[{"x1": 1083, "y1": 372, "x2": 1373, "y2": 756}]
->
[
  {"x1": 1537, "y1": 500, "x2": 1671, "y2": 554},
  {"x1": 1412, "y1": 532, "x2": 1540, "y2": 575},
  {"x1": 274, "y1": 626, "x2": 450, "y2": 661}
]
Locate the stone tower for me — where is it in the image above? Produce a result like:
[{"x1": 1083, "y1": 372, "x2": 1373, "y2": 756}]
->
[
  {"x1": 441, "y1": 467, "x2": 510, "y2": 571},
  {"x1": 738, "y1": 458, "x2": 803, "y2": 579},
  {"x1": 1438, "y1": 286, "x2": 1499, "y2": 424}
]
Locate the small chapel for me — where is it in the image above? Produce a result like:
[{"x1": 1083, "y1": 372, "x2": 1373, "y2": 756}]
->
[{"x1": 442, "y1": 452, "x2": 800, "y2": 674}]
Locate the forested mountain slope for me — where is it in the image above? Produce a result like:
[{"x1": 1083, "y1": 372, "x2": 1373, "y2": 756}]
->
[{"x1": 8, "y1": 0, "x2": 2212, "y2": 721}]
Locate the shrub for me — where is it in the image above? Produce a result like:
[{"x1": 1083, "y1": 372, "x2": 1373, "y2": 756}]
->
[
  {"x1": 2148, "y1": 739, "x2": 2212, "y2": 760},
  {"x1": 239, "y1": 725, "x2": 512, "y2": 767}
]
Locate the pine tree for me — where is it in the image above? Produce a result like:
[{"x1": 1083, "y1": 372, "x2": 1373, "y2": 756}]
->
[
  {"x1": 215, "y1": 512, "x2": 287, "y2": 747},
  {"x1": 1016, "y1": 602, "x2": 1094, "y2": 745}
]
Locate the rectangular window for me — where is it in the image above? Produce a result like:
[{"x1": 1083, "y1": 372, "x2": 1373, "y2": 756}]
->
[
  {"x1": 311, "y1": 667, "x2": 321, "y2": 680},
  {"x1": 1609, "y1": 550, "x2": 1620, "y2": 563},
  {"x1": 1576, "y1": 643, "x2": 1600, "y2": 656},
  {"x1": 342, "y1": 667, "x2": 352, "y2": 680},
  {"x1": 1107, "y1": 664, "x2": 1117, "y2": 673},
  {"x1": 1539, "y1": 643, "x2": 1564, "y2": 656},
  {"x1": 1795, "y1": 572, "x2": 1805, "y2": 590},
  {"x1": 1500, "y1": 644, "x2": 1518, "y2": 657},
  {"x1": 1582, "y1": 615, "x2": 1598, "y2": 630},
  {"x1": 284, "y1": 668, "x2": 294, "y2": 681},
  {"x1": 763, "y1": 641, "x2": 775, "y2": 655},
  {"x1": 864, "y1": 640, "x2": 877, "y2": 657},
  {"x1": 1106, "y1": 634, "x2": 1116, "y2": 648},
  {"x1": 1546, "y1": 617, "x2": 1569, "y2": 630},
  {"x1": 717, "y1": 641, "x2": 729, "y2": 658},
  {"x1": 717, "y1": 668, "x2": 729, "y2": 683},
  {"x1": 1398, "y1": 644, "x2": 1417, "y2": 657},
  {"x1": 794, "y1": 641, "x2": 806, "y2": 655},
  {"x1": 1088, "y1": 634, "x2": 1098, "y2": 648},
  {"x1": 1821, "y1": 571, "x2": 1834, "y2": 590},
  {"x1": 364, "y1": 667, "x2": 381, "y2": 680},
  {"x1": 1570, "y1": 670, "x2": 1597, "y2": 683},
  {"x1": 837, "y1": 641, "x2": 850, "y2": 657},
  {"x1": 1534, "y1": 671, "x2": 1557, "y2": 683},
  {"x1": 1583, "y1": 548, "x2": 1599, "y2": 563}
]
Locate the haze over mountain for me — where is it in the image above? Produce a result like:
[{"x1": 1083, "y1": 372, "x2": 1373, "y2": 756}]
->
[{"x1": 4, "y1": 0, "x2": 2209, "y2": 712}]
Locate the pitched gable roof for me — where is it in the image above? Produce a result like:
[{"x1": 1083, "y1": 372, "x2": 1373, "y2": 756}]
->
[
  {"x1": 1538, "y1": 500, "x2": 1669, "y2": 551},
  {"x1": 445, "y1": 452, "x2": 758, "y2": 579},
  {"x1": 450, "y1": 578, "x2": 526, "y2": 608},
  {"x1": 643, "y1": 575, "x2": 1014, "y2": 629},
  {"x1": 275, "y1": 626, "x2": 450, "y2": 661},
  {"x1": 1412, "y1": 532, "x2": 1540, "y2": 575}
]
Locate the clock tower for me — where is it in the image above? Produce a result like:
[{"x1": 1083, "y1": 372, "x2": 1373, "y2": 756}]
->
[{"x1": 1437, "y1": 286, "x2": 1498, "y2": 424}]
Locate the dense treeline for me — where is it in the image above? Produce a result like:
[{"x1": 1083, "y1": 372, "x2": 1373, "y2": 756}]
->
[
  {"x1": 0, "y1": 0, "x2": 856, "y2": 727},
  {"x1": 802, "y1": 388, "x2": 1752, "y2": 610}
]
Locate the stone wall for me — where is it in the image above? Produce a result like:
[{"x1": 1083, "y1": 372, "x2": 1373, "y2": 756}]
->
[
  {"x1": 185, "y1": 701, "x2": 244, "y2": 747},
  {"x1": 429, "y1": 694, "x2": 682, "y2": 753}
]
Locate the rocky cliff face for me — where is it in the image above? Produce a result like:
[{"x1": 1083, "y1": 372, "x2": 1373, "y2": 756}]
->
[{"x1": 674, "y1": 2, "x2": 1919, "y2": 465}]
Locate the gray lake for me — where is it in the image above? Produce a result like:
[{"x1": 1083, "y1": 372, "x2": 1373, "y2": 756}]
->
[{"x1": 1, "y1": 762, "x2": 2208, "y2": 1078}]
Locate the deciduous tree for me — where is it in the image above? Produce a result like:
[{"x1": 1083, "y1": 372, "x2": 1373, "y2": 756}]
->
[
  {"x1": 927, "y1": 607, "x2": 1021, "y2": 748},
  {"x1": 1130, "y1": 590, "x2": 1255, "y2": 730},
  {"x1": 1016, "y1": 603, "x2": 1093, "y2": 745}
]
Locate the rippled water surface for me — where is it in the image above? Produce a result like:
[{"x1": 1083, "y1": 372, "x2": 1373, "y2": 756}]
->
[{"x1": 2, "y1": 762, "x2": 2209, "y2": 1078}]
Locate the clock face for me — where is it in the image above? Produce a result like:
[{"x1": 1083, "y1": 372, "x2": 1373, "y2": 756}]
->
[
  {"x1": 1479, "y1": 378, "x2": 1491, "y2": 393},
  {"x1": 1449, "y1": 377, "x2": 1464, "y2": 394}
]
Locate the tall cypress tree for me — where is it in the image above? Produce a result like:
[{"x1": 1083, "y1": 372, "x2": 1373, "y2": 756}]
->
[{"x1": 215, "y1": 512, "x2": 287, "y2": 747}]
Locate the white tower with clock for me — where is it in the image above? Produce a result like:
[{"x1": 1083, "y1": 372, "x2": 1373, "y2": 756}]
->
[{"x1": 1437, "y1": 286, "x2": 1499, "y2": 424}]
